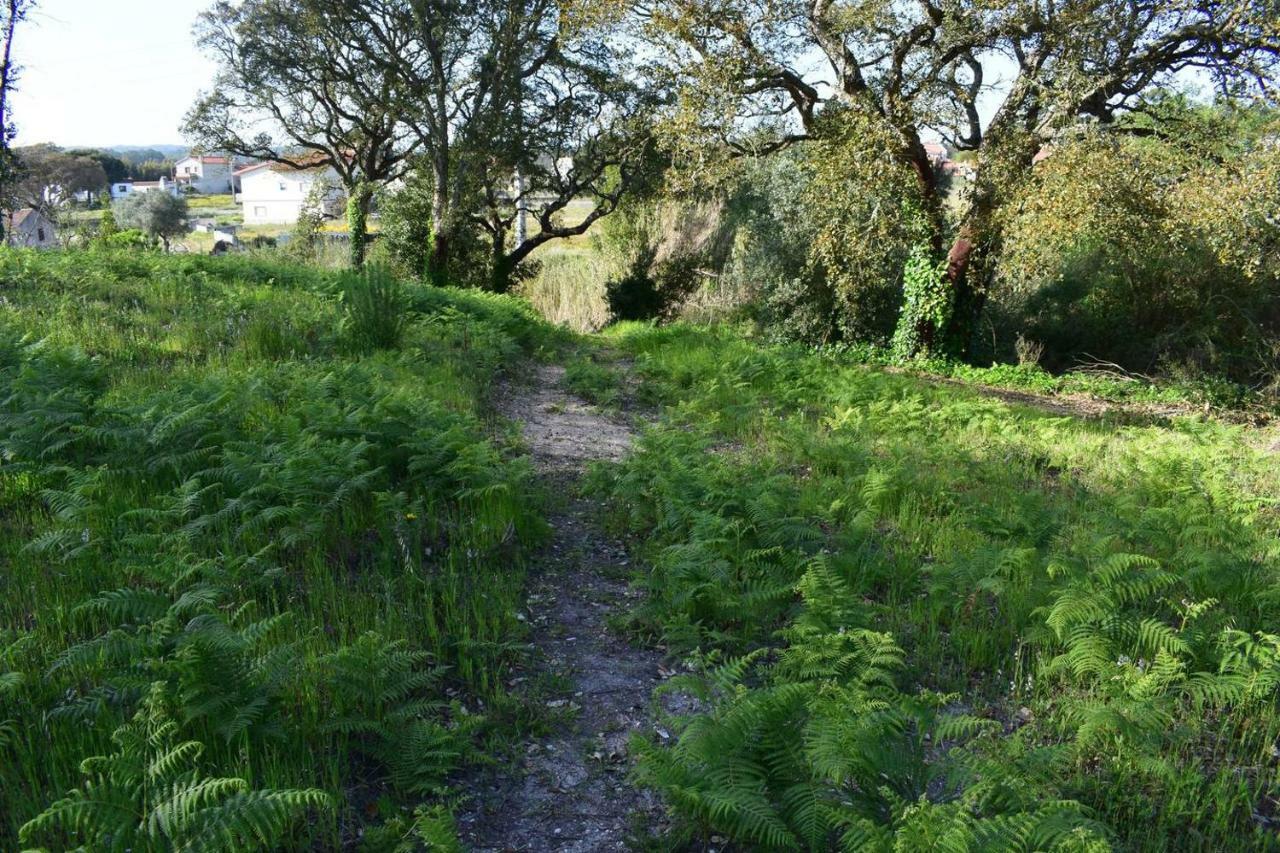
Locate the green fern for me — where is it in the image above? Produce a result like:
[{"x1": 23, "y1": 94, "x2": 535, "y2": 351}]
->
[{"x1": 18, "y1": 683, "x2": 330, "y2": 852}]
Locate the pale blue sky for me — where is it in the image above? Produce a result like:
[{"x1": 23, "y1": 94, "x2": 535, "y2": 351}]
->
[{"x1": 12, "y1": 0, "x2": 216, "y2": 147}]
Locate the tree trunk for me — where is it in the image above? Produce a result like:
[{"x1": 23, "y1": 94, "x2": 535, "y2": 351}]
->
[
  {"x1": 427, "y1": 227, "x2": 450, "y2": 287},
  {"x1": 426, "y1": 165, "x2": 451, "y2": 286},
  {"x1": 0, "y1": 1, "x2": 23, "y2": 246},
  {"x1": 489, "y1": 222, "x2": 512, "y2": 293},
  {"x1": 901, "y1": 135, "x2": 947, "y2": 256},
  {"x1": 346, "y1": 182, "x2": 372, "y2": 269}
]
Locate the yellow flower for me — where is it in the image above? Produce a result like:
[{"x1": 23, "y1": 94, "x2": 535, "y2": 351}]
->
[{"x1": 405, "y1": 513, "x2": 417, "y2": 521}]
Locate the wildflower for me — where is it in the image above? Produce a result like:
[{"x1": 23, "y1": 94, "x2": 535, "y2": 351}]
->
[{"x1": 405, "y1": 512, "x2": 417, "y2": 520}]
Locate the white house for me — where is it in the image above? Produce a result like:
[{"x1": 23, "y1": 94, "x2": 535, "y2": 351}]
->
[
  {"x1": 235, "y1": 159, "x2": 342, "y2": 225},
  {"x1": 6, "y1": 208, "x2": 57, "y2": 248},
  {"x1": 174, "y1": 155, "x2": 236, "y2": 194},
  {"x1": 111, "y1": 177, "x2": 180, "y2": 200}
]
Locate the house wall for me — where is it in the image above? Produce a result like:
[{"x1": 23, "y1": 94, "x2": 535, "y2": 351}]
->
[
  {"x1": 131, "y1": 179, "x2": 180, "y2": 197},
  {"x1": 239, "y1": 167, "x2": 340, "y2": 225},
  {"x1": 185, "y1": 163, "x2": 234, "y2": 194},
  {"x1": 176, "y1": 158, "x2": 235, "y2": 194},
  {"x1": 9, "y1": 216, "x2": 56, "y2": 248}
]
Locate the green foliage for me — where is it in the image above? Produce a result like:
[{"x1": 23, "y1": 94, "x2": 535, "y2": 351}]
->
[
  {"x1": 0, "y1": 249, "x2": 553, "y2": 847},
  {"x1": 890, "y1": 244, "x2": 950, "y2": 361},
  {"x1": 114, "y1": 192, "x2": 189, "y2": 251},
  {"x1": 347, "y1": 181, "x2": 373, "y2": 268},
  {"x1": 592, "y1": 321, "x2": 1280, "y2": 851},
  {"x1": 100, "y1": 227, "x2": 157, "y2": 251},
  {"x1": 340, "y1": 264, "x2": 410, "y2": 352},
  {"x1": 376, "y1": 172, "x2": 437, "y2": 280},
  {"x1": 97, "y1": 206, "x2": 118, "y2": 241},
  {"x1": 374, "y1": 165, "x2": 492, "y2": 289},
  {"x1": 563, "y1": 355, "x2": 621, "y2": 407},
  {"x1": 18, "y1": 683, "x2": 331, "y2": 852},
  {"x1": 988, "y1": 116, "x2": 1280, "y2": 391},
  {"x1": 598, "y1": 198, "x2": 710, "y2": 322},
  {"x1": 286, "y1": 179, "x2": 330, "y2": 264}
]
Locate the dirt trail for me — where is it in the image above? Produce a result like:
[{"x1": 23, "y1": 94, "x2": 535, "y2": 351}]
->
[{"x1": 457, "y1": 363, "x2": 667, "y2": 852}]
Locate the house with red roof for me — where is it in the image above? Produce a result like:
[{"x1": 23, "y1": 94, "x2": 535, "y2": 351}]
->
[{"x1": 174, "y1": 154, "x2": 237, "y2": 194}]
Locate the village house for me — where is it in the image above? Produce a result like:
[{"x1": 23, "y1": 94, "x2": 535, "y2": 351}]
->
[
  {"x1": 5, "y1": 208, "x2": 57, "y2": 248},
  {"x1": 174, "y1": 154, "x2": 237, "y2": 194},
  {"x1": 235, "y1": 158, "x2": 342, "y2": 225},
  {"x1": 110, "y1": 176, "x2": 180, "y2": 200}
]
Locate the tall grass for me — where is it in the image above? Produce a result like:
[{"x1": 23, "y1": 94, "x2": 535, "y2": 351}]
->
[
  {"x1": 590, "y1": 322, "x2": 1280, "y2": 851},
  {"x1": 0, "y1": 248, "x2": 559, "y2": 849},
  {"x1": 517, "y1": 244, "x2": 613, "y2": 332}
]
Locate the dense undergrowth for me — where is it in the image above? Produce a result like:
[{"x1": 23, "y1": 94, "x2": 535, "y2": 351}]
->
[
  {"x1": 590, "y1": 323, "x2": 1280, "y2": 851},
  {"x1": 0, "y1": 249, "x2": 562, "y2": 850}
]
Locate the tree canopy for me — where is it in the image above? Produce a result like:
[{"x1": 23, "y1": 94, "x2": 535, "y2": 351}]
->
[
  {"x1": 637, "y1": 0, "x2": 1280, "y2": 353},
  {"x1": 114, "y1": 191, "x2": 189, "y2": 252}
]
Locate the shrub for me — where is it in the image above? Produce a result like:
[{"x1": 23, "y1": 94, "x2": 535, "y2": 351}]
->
[
  {"x1": 339, "y1": 264, "x2": 410, "y2": 352},
  {"x1": 990, "y1": 126, "x2": 1280, "y2": 388},
  {"x1": 114, "y1": 191, "x2": 189, "y2": 251}
]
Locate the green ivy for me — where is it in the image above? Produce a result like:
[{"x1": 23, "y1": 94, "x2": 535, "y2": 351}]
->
[{"x1": 890, "y1": 244, "x2": 951, "y2": 361}]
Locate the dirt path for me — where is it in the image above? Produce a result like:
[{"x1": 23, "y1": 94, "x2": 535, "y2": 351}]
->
[{"x1": 457, "y1": 363, "x2": 667, "y2": 852}]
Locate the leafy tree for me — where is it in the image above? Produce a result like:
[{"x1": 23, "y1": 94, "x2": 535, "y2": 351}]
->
[
  {"x1": 637, "y1": 0, "x2": 1280, "y2": 356},
  {"x1": 97, "y1": 204, "x2": 118, "y2": 240},
  {"x1": 287, "y1": 176, "x2": 332, "y2": 264},
  {"x1": 991, "y1": 110, "x2": 1280, "y2": 383},
  {"x1": 185, "y1": 0, "x2": 421, "y2": 268},
  {"x1": 130, "y1": 158, "x2": 176, "y2": 182},
  {"x1": 353, "y1": 0, "x2": 659, "y2": 290},
  {"x1": 68, "y1": 148, "x2": 130, "y2": 186},
  {"x1": 114, "y1": 192, "x2": 189, "y2": 252},
  {"x1": 12, "y1": 144, "x2": 108, "y2": 220}
]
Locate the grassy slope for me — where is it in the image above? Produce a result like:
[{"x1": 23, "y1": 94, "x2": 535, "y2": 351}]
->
[
  {"x1": 5, "y1": 247, "x2": 1278, "y2": 850},
  {"x1": 591, "y1": 323, "x2": 1280, "y2": 851},
  {"x1": 0, "y1": 250, "x2": 564, "y2": 849}
]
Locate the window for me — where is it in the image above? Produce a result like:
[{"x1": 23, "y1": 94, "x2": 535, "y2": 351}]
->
[
  {"x1": 279, "y1": 182, "x2": 287, "y2": 192},
  {"x1": 37, "y1": 227, "x2": 45, "y2": 242},
  {"x1": 254, "y1": 206, "x2": 267, "y2": 218}
]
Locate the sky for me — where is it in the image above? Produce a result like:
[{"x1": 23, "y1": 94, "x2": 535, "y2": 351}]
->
[{"x1": 12, "y1": 0, "x2": 217, "y2": 148}]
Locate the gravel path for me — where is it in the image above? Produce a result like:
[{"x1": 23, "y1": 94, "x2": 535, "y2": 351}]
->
[{"x1": 456, "y1": 363, "x2": 668, "y2": 852}]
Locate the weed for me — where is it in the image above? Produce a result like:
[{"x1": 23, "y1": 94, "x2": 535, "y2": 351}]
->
[
  {"x1": 591, "y1": 322, "x2": 1280, "y2": 851},
  {"x1": 0, "y1": 248, "x2": 554, "y2": 848}
]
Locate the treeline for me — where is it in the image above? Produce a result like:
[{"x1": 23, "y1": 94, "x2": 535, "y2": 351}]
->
[
  {"x1": 7, "y1": 144, "x2": 182, "y2": 206},
  {"x1": 591, "y1": 95, "x2": 1280, "y2": 400},
  {"x1": 169, "y1": 0, "x2": 1278, "y2": 402}
]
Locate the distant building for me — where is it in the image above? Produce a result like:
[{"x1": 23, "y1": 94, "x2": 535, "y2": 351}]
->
[
  {"x1": 920, "y1": 141, "x2": 976, "y2": 181},
  {"x1": 174, "y1": 155, "x2": 236, "y2": 194},
  {"x1": 111, "y1": 177, "x2": 180, "y2": 200},
  {"x1": 5, "y1": 208, "x2": 57, "y2": 248},
  {"x1": 235, "y1": 157, "x2": 342, "y2": 225}
]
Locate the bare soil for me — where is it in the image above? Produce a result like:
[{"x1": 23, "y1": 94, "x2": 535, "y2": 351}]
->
[{"x1": 456, "y1": 364, "x2": 668, "y2": 852}]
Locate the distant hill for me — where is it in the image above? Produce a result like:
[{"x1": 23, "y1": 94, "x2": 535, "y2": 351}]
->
[
  {"x1": 102, "y1": 145, "x2": 188, "y2": 157},
  {"x1": 100, "y1": 145, "x2": 189, "y2": 166}
]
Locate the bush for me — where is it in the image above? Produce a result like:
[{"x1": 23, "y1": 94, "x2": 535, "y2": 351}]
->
[
  {"x1": 99, "y1": 228, "x2": 156, "y2": 251},
  {"x1": 376, "y1": 167, "x2": 492, "y2": 288},
  {"x1": 713, "y1": 111, "x2": 923, "y2": 346},
  {"x1": 990, "y1": 125, "x2": 1280, "y2": 389},
  {"x1": 339, "y1": 264, "x2": 410, "y2": 352}
]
